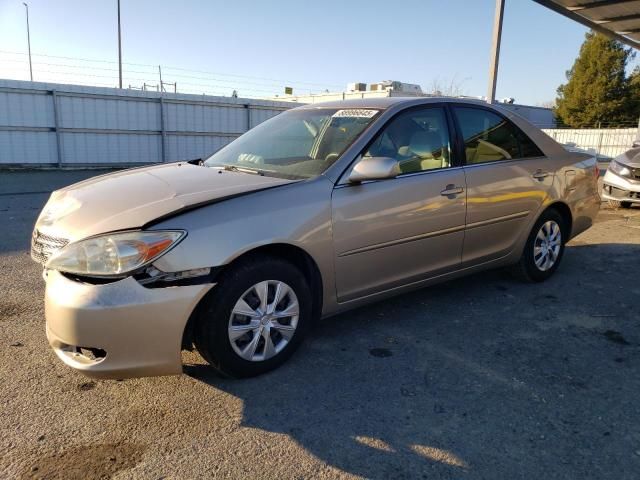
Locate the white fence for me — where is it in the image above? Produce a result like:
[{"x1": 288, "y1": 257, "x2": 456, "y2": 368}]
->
[
  {"x1": 542, "y1": 128, "x2": 638, "y2": 160},
  {"x1": 0, "y1": 79, "x2": 293, "y2": 167},
  {"x1": 2, "y1": 78, "x2": 638, "y2": 167}
]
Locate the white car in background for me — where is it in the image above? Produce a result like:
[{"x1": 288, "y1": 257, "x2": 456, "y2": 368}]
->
[{"x1": 602, "y1": 146, "x2": 640, "y2": 209}]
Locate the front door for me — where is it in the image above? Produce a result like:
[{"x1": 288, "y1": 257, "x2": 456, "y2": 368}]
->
[{"x1": 331, "y1": 106, "x2": 467, "y2": 302}]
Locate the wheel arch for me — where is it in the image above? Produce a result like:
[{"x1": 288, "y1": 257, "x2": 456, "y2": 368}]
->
[
  {"x1": 181, "y1": 242, "x2": 323, "y2": 350},
  {"x1": 543, "y1": 201, "x2": 573, "y2": 238},
  {"x1": 512, "y1": 200, "x2": 574, "y2": 265}
]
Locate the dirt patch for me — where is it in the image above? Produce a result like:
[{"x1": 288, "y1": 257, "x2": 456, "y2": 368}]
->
[
  {"x1": 531, "y1": 294, "x2": 559, "y2": 307},
  {"x1": 0, "y1": 299, "x2": 24, "y2": 320},
  {"x1": 21, "y1": 442, "x2": 145, "y2": 480},
  {"x1": 369, "y1": 348, "x2": 393, "y2": 358},
  {"x1": 77, "y1": 381, "x2": 96, "y2": 392},
  {"x1": 537, "y1": 312, "x2": 603, "y2": 331},
  {"x1": 0, "y1": 295, "x2": 43, "y2": 321},
  {"x1": 603, "y1": 330, "x2": 631, "y2": 346}
]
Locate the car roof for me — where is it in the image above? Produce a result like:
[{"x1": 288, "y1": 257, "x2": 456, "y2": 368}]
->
[{"x1": 295, "y1": 96, "x2": 491, "y2": 110}]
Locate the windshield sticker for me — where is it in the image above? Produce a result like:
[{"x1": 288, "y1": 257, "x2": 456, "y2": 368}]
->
[{"x1": 332, "y1": 109, "x2": 378, "y2": 119}]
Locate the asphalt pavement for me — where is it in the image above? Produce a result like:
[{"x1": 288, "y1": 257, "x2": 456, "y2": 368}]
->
[{"x1": 1, "y1": 170, "x2": 640, "y2": 479}]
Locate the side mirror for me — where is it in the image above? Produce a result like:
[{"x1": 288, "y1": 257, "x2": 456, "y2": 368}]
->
[{"x1": 348, "y1": 156, "x2": 400, "y2": 183}]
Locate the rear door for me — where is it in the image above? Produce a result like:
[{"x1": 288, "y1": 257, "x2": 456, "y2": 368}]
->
[
  {"x1": 451, "y1": 105, "x2": 555, "y2": 264},
  {"x1": 331, "y1": 105, "x2": 467, "y2": 302}
]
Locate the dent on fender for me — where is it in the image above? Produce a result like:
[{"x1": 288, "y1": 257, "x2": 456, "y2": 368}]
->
[{"x1": 142, "y1": 182, "x2": 298, "y2": 229}]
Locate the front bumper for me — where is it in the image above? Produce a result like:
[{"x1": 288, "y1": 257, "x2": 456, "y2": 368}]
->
[
  {"x1": 602, "y1": 170, "x2": 640, "y2": 204},
  {"x1": 45, "y1": 270, "x2": 213, "y2": 379}
]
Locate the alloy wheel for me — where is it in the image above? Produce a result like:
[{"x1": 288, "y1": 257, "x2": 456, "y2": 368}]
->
[
  {"x1": 228, "y1": 280, "x2": 300, "y2": 362},
  {"x1": 533, "y1": 220, "x2": 562, "y2": 271}
]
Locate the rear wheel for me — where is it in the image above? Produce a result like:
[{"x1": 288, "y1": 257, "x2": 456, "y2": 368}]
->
[
  {"x1": 194, "y1": 257, "x2": 312, "y2": 378},
  {"x1": 608, "y1": 200, "x2": 633, "y2": 209},
  {"x1": 512, "y1": 209, "x2": 566, "y2": 282}
]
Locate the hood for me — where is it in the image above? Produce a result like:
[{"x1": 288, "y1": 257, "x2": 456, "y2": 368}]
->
[
  {"x1": 616, "y1": 147, "x2": 640, "y2": 168},
  {"x1": 35, "y1": 163, "x2": 294, "y2": 241}
]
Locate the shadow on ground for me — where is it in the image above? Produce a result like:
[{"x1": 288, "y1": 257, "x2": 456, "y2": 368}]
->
[{"x1": 184, "y1": 243, "x2": 640, "y2": 479}]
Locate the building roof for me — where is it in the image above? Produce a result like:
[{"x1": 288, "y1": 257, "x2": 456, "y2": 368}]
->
[
  {"x1": 295, "y1": 96, "x2": 490, "y2": 110},
  {"x1": 533, "y1": 0, "x2": 640, "y2": 49}
]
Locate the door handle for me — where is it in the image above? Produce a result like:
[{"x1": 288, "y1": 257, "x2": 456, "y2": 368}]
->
[
  {"x1": 440, "y1": 184, "x2": 464, "y2": 196},
  {"x1": 532, "y1": 169, "x2": 550, "y2": 180}
]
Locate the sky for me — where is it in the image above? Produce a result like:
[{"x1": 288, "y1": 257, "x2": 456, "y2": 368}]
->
[{"x1": 0, "y1": 0, "x2": 638, "y2": 105}]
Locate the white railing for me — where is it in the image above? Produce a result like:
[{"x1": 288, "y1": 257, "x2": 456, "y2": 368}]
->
[{"x1": 542, "y1": 128, "x2": 638, "y2": 160}]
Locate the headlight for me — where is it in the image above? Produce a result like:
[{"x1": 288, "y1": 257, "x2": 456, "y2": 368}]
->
[
  {"x1": 46, "y1": 230, "x2": 185, "y2": 277},
  {"x1": 609, "y1": 159, "x2": 631, "y2": 177}
]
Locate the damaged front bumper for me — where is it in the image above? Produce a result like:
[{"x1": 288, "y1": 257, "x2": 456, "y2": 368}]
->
[
  {"x1": 45, "y1": 270, "x2": 213, "y2": 379},
  {"x1": 602, "y1": 170, "x2": 640, "y2": 204}
]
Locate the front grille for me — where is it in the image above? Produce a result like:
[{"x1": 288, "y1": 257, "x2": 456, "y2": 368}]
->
[
  {"x1": 632, "y1": 168, "x2": 640, "y2": 181},
  {"x1": 31, "y1": 229, "x2": 68, "y2": 265}
]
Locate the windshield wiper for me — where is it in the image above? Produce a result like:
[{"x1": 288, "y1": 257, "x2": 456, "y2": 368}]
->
[{"x1": 222, "y1": 164, "x2": 264, "y2": 176}]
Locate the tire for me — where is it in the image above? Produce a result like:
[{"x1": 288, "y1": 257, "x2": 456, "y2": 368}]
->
[
  {"x1": 608, "y1": 200, "x2": 633, "y2": 209},
  {"x1": 194, "y1": 256, "x2": 312, "y2": 378},
  {"x1": 512, "y1": 209, "x2": 567, "y2": 283}
]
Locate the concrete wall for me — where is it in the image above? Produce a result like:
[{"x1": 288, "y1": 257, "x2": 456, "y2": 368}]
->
[{"x1": 0, "y1": 79, "x2": 292, "y2": 167}]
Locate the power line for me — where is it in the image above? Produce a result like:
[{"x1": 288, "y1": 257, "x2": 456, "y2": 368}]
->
[
  {"x1": 0, "y1": 49, "x2": 343, "y2": 90},
  {"x1": 8, "y1": 66, "x2": 291, "y2": 96},
  {"x1": 161, "y1": 65, "x2": 343, "y2": 89},
  {"x1": 0, "y1": 49, "x2": 156, "y2": 67},
  {"x1": 1, "y1": 57, "x2": 155, "y2": 75}
]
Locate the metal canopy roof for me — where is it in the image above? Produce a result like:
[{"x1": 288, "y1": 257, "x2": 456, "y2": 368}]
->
[{"x1": 533, "y1": 0, "x2": 640, "y2": 49}]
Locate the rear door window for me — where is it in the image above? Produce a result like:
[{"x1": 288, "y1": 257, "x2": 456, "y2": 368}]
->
[{"x1": 453, "y1": 107, "x2": 543, "y2": 164}]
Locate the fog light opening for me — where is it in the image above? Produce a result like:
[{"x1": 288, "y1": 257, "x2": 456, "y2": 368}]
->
[
  {"x1": 78, "y1": 347, "x2": 107, "y2": 361},
  {"x1": 58, "y1": 344, "x2": 107, "y2": 365}
]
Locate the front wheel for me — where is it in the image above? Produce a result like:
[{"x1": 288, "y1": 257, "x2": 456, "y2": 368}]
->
[
  {"x1": 512, "y1": 209, "x2": 566, "y2": 282},
  {"x1": 194, "y1": 257, "x2": 312, "y2": 378}
]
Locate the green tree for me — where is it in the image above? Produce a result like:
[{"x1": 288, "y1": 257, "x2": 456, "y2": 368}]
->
[
  {"x1": 555, "y1": 31, "x2": 636, "y2": 128},
  {"x1": 630, "y1": 66, "x2": 640, "y2": 119}
]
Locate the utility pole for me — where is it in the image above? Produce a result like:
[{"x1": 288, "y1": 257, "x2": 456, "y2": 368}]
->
[
  {"x1": 158, "y1": 65, "x2": 163, "y2": 92},
  {"x1": 23, "y1": 2, "x2": 33, "y2": 81},
  {"x1": 117, "y1": 0, "x2": 123, "y2": 88},
  {"x1": 486, "y1": 0, "x2": 505, "y2": 104}
]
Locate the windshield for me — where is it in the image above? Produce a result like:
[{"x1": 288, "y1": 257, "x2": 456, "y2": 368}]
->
[{"x1": 204, "y1": 108, "x2": 380, "y2": 179}]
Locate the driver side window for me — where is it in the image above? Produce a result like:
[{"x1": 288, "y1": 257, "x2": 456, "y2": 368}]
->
[{"x1": 363, "y1": 107, "x2": 452, "y2": 175}]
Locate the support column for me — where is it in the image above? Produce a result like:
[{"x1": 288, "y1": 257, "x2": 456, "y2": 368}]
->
[
  {"x1": 159, "y1": 96, "x2": 167, "y2": 162},
  {"x1": 487, "y1": 0, "x2": 506, "y2": 104},
  {"x1": 51, "y1": 90, "x2": 63, "y2": 167}
]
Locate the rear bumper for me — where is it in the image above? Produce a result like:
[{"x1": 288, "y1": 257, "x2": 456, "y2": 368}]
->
[
  {"x1": 602, "y1": 170, "x2": 640, "y2": 204},
  {"x1": 45, "y1": 270, "x2": 213, "y2": 379}
]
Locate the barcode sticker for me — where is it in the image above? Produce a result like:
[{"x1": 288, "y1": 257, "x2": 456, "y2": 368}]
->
[{"x1": 332, "y1": 109, "x2": 378, "y2": 118}]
